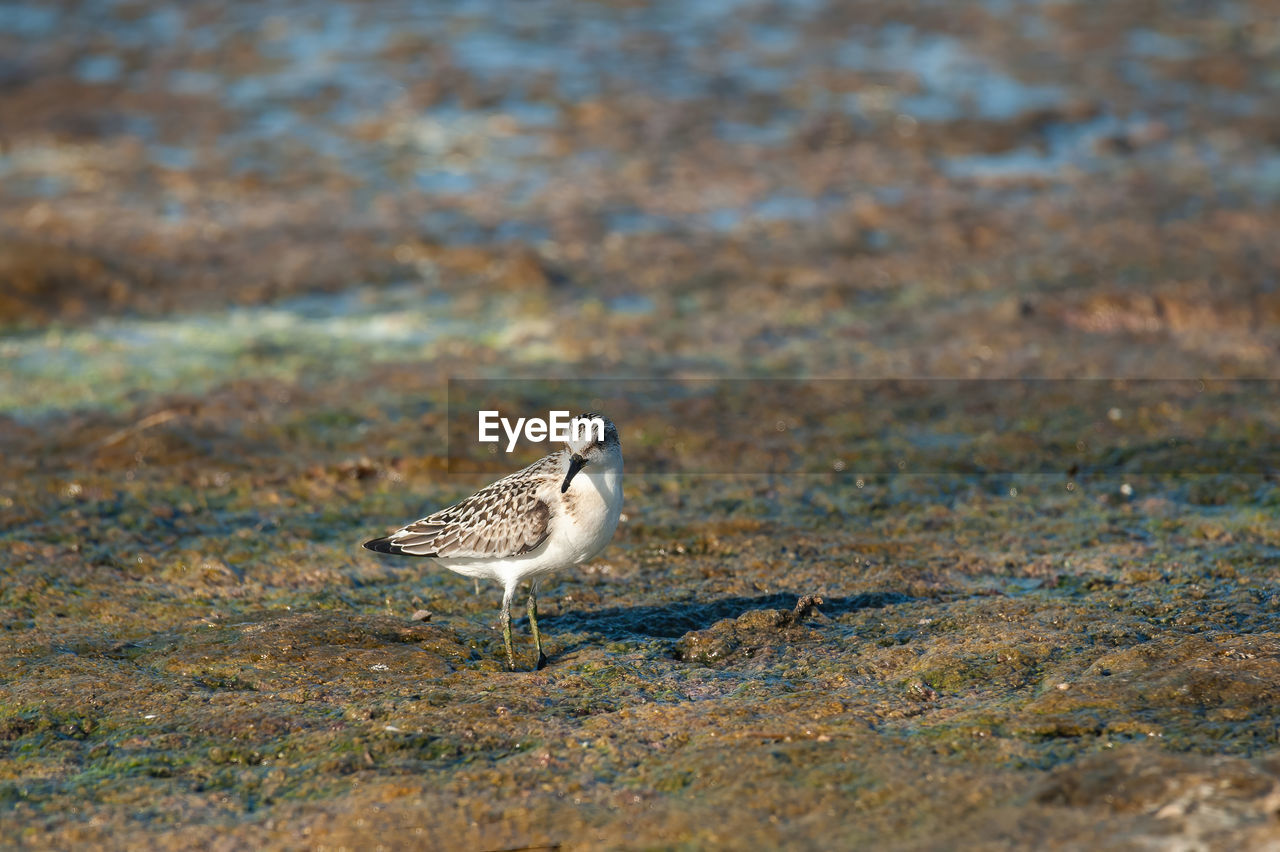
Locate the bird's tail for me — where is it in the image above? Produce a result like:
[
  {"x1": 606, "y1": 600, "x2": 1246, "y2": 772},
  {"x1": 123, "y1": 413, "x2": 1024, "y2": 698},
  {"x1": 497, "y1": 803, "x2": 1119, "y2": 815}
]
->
[{"x1": 362, "y1": 536, "x2": 400, "y2": 554}]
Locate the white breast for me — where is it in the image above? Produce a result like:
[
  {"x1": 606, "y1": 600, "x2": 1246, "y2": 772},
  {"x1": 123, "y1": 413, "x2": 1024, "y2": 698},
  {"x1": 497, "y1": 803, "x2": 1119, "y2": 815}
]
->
[{"x1": 558, "y1": 467, "x2": 623, "y2": 564}]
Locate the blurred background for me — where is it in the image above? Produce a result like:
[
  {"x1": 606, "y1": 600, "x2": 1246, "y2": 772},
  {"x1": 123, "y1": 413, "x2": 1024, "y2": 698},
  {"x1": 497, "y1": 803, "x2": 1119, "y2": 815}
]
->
[
  {"x1": 2, "y1": 2, "x2": 1279, "y2": 848},
  {"x1": 2, "y1": 0, "x2": 1278, "y2": 417}
]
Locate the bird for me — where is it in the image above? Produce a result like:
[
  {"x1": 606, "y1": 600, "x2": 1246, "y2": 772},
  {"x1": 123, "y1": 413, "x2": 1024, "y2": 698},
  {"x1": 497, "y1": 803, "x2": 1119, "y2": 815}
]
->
[{"x1": 363, "y1": 413, "x2": 623, "y2": 671}]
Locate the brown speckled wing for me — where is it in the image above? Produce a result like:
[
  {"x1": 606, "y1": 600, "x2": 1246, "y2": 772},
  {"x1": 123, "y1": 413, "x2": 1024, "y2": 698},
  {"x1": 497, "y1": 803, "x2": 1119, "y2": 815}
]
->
[{"x1": 378, "y1": 453, "x2": 559, "y2": 559}]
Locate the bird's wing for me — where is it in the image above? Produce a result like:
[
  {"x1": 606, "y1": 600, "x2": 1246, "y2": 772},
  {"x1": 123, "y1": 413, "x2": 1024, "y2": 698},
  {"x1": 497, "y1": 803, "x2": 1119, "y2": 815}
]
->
[{"x1": 364, "y1": 455, "x2": 558, "y2": 559}]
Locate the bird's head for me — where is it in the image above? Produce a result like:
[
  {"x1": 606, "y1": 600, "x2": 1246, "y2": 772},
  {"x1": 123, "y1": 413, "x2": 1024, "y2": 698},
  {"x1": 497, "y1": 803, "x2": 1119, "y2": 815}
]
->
[{"x1": 561, "y1": 413, "x2": 621, "y2": 492}]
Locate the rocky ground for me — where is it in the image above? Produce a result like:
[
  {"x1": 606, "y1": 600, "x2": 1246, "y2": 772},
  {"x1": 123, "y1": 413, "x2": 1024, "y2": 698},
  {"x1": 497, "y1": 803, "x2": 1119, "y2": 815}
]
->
[{"x1": 1, "y1": 0, "x2": 1278, "y2": 849}]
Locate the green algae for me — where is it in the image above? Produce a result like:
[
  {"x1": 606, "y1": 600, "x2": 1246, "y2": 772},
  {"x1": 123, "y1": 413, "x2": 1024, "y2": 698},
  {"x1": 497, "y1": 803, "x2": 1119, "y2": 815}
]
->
[
  {"x1": 3, "y1": 415, "x2": 1276, "y2": 850},
  {"x1": 0, "y1": 287, "x2": 536, "y2": 417}
]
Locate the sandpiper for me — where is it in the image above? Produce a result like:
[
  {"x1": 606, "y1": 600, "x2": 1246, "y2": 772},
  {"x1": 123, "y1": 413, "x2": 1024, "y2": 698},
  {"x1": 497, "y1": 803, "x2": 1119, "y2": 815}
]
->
[{"x1": 363, "y1": 413, "x2": 623, "y2": 670}]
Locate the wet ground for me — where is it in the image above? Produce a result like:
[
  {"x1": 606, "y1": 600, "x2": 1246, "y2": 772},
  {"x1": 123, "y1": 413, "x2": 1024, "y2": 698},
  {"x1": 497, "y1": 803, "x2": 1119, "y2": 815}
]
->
[{"x1": 2, "y1": 0, "x2": 1279, "y2": 848}]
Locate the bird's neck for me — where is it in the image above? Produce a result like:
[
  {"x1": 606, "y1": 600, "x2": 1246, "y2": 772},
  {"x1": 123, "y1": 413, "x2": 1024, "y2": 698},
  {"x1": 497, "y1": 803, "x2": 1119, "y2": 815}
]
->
[{"x1": 581, "y1": 463, "x2": 622, "y2": 506}]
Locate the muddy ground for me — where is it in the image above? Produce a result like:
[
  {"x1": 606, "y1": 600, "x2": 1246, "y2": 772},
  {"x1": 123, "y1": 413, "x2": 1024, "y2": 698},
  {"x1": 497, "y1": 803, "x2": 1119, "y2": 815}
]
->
[{"x1": 2, "y1": 0, "x2": 1279, "y2": 849}]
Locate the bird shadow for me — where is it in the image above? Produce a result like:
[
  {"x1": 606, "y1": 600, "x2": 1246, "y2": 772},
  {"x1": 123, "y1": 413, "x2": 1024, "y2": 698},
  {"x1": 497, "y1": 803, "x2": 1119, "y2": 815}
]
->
[{"x1": 540, "y1": 591, "x2": 909, "y2": 641}]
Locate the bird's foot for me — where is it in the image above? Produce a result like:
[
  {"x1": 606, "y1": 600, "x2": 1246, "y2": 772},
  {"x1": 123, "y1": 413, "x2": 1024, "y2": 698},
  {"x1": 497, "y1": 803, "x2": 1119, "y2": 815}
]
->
[{"x1": 536, "y1": 651, "x2": 548, "y2": 671}]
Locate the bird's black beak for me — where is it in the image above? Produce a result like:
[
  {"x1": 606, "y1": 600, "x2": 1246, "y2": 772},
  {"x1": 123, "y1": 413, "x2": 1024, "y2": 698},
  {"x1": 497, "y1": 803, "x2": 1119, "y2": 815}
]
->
[{"x1": 561, "y1": 453, "x2": 587, "y2": 493}]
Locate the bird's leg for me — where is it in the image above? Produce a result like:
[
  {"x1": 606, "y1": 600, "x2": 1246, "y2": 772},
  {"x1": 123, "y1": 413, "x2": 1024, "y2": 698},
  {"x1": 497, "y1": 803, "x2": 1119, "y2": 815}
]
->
[
  {"x1": 527, "y1": 581, "x2": 546, "y2": 670},
  {"x1": 500, "y1": 585, "x2": 516, "y2": 671}
]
